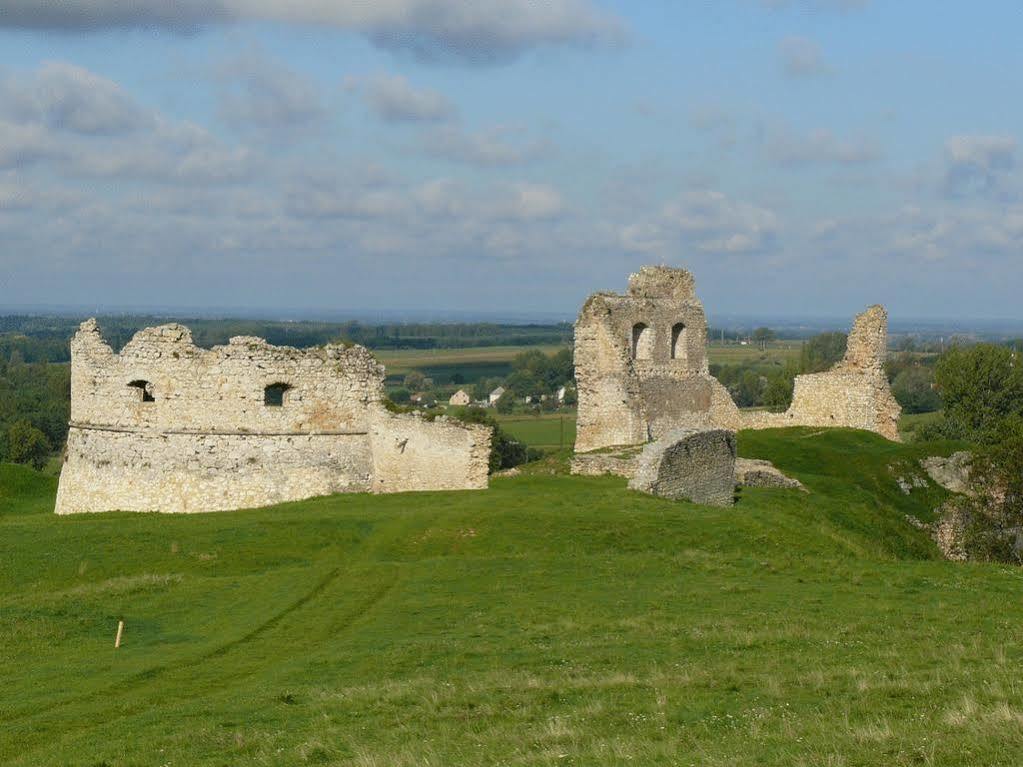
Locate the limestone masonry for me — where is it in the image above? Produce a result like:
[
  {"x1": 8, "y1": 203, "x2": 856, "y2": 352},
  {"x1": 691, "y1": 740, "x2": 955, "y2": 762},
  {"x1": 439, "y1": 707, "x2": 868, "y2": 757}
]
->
[
  {"x1": 574, "y1": 267, "x2": 901, "y2": 454},
  {"x1": 739, "y1": 305, "x2": 902, "y2": 441},
  {"x1": 574, "y1": 266, "x2": 740, "y2": 453},
  {"x1": 628, "y1": 428, "x2": 737, "y2": 507},
  {"x1": 55, "y1": 320, "x2": 491, "y2": 514}
]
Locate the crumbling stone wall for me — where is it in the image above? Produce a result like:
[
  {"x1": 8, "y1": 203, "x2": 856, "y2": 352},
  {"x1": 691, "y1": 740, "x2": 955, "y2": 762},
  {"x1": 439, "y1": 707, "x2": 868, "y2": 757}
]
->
[
  {"x1": 55, "y1": 320, "x2": 490, "y2": 514},
  {"x1": 741, "y1": 306, "x2": 902, "y2": 441},
  {"x1": 574, "y1": 267, "x2": 740, "y2": 453},
  {"x1": 628, "y1": 427, "x2": 737, "y2": 506}
]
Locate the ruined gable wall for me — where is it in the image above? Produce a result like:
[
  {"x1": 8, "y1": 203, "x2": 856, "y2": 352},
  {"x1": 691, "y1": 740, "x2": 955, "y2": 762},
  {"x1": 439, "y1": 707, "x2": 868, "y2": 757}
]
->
[
  {"x1": 56, "y1": 319, "x2": 489, "y2": 514},
  {"x1": 740, "y1": 306, "x2": 901, "y2": 441},
  {"x1": 574, "y1": 267, "x2": 740, "y2": 453}
]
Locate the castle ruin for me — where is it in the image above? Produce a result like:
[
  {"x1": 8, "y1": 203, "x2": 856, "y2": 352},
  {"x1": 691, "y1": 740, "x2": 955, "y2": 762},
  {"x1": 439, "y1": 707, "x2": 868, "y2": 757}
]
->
[
  {"x1": 740, "y1": 305, "x2": 902, "y2": 441},
  {"x1": 573, "y1": 266, "x2": 740, "y2": 453},
  {"x1": 574, "y1": 267, "x2": 901, "y2": 458},
  {"x1": 54, "y1": 320, "x2": 491, "y2": 514}
]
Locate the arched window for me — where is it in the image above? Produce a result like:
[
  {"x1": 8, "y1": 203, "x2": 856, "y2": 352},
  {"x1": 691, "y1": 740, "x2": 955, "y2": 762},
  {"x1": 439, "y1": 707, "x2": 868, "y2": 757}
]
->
[
  {"x1": 632, "y1": 323, "x2": 653, "y2": 360},
  {"x1": 671, "y1": 323, "x2": 687, "y2": 360},
  {"x1": 128, "y1": 380, "x2": 155, "y2": 403},
  {"x1": 264, "y1": 383, "x2": 292, "y2": 407}
]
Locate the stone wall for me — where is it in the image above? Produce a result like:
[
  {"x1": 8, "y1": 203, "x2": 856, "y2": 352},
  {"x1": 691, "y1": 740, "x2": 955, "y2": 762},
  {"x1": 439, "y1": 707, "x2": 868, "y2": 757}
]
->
[
  {"x1": 55, "y1": 320, "x2": 490, "y2": 514},
  {"x1": 740, "y1": 306, "x2": 901, "y2": 441},
  {"x1": 574, "y1": 266, "x2": 739, "y2": 453},
  {"x1": 574, "y1": 269, "x2": 900, "y2": 457}
]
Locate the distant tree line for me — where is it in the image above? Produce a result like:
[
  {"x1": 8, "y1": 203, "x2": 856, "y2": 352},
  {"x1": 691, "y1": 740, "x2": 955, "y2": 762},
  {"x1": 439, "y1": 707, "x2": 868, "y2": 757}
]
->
[
  {"x1": 0, "y1": 315, "x2": 574, "y2": 360},
  {"x1": 0, "y1": 354, "x2": 69, "y2": 469}
]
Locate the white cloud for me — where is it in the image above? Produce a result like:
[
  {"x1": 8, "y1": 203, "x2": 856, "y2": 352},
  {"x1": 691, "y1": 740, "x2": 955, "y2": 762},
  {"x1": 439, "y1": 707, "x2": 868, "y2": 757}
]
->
[
  {"x1": 0, "y1": 120, "x2": 62, "y2": 168},
  {"x1": 779, "y1": 36, "x2": 829, "y2": 78},
  {"x1": 1, "y1": 61, "x2": 150, "y2": 135},
  {"x1": 357, "y1": 74, "x2": 455, "y2": 123},
  {"x1": 766, "y1": 127, "x2": 880, "y2": 167},
  {"x1": 0, "y1": 0, "x2": 627, "y2": 64},
  {"x1": 943, "y1": 134, "x2": 1017, "y2": 197},
  {"x1": 620, "y1": 190, "x2": 779, "y2": 257},
  {"x1": 216, "y1": 52, "x2": 326, "y2": 135},
  {"x1": 422, "y1": 125, "x2": 551, "y2": 166}
]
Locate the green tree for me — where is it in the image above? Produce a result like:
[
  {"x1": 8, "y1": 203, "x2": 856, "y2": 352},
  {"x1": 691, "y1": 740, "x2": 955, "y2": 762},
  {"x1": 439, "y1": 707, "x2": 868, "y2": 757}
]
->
[
  {"x1": 934, "y1": 344, "x2": 1023, "y2": 441},
  {"x1": 403, "y1": 371, "x2": 427, "y2": 391},
  {"x1": 752, "y1": 327, "x2": 776, "y2": 351},
  {"x1": 6, "y1": 420, "x2": 50, "y2": 470},
  {"x1": 762, "y1": 362, "x2": 799, "y2": 412},
  {"x1": 495, "y1": 390, "x2": 516, "y2": 414},
  {"x1": 801, "y1": 332, "x2": 848, "y2": 372},
  {"x1": 453, "y1": 407, "x2": 528, "y2": 472},
  {"x1": 891, "y1": 366, "x2": 940, "y2": 414}
]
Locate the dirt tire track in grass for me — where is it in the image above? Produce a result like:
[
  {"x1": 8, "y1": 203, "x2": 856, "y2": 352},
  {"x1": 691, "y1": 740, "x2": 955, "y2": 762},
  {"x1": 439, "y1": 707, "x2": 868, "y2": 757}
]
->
[{"x1": 3, "y1": 564, "x2": 403, "y2": 762}]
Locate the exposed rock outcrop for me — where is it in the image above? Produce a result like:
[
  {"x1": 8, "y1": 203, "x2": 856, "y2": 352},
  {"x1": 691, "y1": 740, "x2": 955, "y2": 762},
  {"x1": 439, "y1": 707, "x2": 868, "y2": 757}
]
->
[{"x1": 920, "y1": 452, "x2": 973, "y2": 495}]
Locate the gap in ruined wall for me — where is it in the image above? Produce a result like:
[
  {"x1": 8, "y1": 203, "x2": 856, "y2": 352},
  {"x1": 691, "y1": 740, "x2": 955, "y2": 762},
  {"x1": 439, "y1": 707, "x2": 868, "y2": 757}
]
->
[
  {"x1": 128, "y1": 380, "x2": 155, "y2": 402},
  {"x1": 263, "y1": 383, "x2": 291, "y2": 407}
]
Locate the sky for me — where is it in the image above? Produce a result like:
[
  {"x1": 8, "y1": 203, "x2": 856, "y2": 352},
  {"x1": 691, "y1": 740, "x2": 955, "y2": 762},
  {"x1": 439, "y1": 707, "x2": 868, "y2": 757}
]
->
[{"x1": 1, "y1": 0, "x2": 1021, "y2": 320}]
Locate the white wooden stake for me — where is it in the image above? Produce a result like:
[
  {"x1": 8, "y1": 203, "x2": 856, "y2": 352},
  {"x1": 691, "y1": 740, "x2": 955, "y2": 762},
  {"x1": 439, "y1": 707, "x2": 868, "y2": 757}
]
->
[{"x1": 114, "y1": 620, "x2": 124, "y2": 648}]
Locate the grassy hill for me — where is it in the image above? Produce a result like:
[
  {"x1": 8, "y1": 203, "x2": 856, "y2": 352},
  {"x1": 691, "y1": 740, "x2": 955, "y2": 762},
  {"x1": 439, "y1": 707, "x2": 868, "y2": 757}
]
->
[{"x1": 3, "y1": 429, "x2": 1022, "y2": 766}]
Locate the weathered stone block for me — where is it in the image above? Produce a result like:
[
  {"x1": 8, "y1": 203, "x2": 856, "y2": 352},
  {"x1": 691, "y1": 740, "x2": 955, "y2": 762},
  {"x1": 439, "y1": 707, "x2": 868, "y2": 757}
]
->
[
  {"x1": 734, "y1": 458, "x2": 805, "y2": 491},
  {"x1": 628, "y1": 428, "x2": 736, "y2": 507}
]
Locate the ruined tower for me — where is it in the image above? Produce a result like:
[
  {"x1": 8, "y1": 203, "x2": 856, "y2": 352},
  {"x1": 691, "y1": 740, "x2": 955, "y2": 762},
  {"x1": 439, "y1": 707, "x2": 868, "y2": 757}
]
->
[{"x1": 573, "y1": 266, "x2": 740, "y2": 453}]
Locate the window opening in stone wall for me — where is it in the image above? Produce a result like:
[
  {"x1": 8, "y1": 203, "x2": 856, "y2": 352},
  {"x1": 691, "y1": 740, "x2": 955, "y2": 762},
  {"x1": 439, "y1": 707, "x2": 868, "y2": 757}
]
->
[
  {"x1": 671, "y1": 323, "x2": 687, "y2": 360},
  {"x1": 128, "y1": 380, "x2": 155, "y2": 403},
  {"x1": 632, "y1": 323, "x2": 653, "y2": 360},
  {"x1": 264, "y1": 383, "x2": 292, "y2": 407}
]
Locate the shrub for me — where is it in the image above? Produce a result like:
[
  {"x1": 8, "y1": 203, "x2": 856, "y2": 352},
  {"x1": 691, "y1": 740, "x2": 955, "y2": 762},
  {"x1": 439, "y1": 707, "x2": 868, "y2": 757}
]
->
[
  {"x1": 453, "y1": 407, "x2": 528, "y2": 473},
  {"x1": 958, "y1": 417, "x2": 1023, "y2": 564},
  {"x1": 935, "y1": 344, "x2": 1023, "y2": 442},
  {"x1": 891, "y1": 366, "x2": 941, "y2": 414},
  {"x1": 6, "y1": 420, "x2": 51, "y2": 470}
]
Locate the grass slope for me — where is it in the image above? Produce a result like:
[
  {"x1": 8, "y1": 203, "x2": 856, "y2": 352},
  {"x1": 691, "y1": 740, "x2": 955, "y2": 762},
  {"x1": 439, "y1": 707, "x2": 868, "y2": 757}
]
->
[{"x1": 2, "y1": 430, "x2": 1021, "y2": 766}]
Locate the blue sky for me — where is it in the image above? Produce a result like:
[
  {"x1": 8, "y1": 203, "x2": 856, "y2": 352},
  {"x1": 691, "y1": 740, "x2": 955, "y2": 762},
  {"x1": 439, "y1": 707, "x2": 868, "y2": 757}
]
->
[{"x1": 1, "y1": 0, "x2": 1021, "y2": 319}]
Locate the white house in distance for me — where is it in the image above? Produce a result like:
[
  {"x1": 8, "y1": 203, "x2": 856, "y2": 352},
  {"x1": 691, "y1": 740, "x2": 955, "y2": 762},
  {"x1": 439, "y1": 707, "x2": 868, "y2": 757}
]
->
[
  {"x1": 556, "y1": 385, "x2": 567, "y2": 403},
  {"x1": 449, "y1": 389, "x2": 471, "y2": 406},
  {"x1": 488, "y1": 386, "x2": 506, "y2": 406}
]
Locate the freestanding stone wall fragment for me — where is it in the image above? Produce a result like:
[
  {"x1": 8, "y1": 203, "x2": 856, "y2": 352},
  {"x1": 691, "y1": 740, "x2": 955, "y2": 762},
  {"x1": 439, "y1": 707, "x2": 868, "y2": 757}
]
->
[
  {"x1": 574, "y1": 266, "x2": 740, "y2": 453},
  {"x1": 741, "y1": 306, "x2": 902, "y2": 441},
  {"x1": 54, "y1": 320, "x2": 491, "y2": 514},
  {"x1": 628, "y1": 427, "x2": 737, "y2": 506}
]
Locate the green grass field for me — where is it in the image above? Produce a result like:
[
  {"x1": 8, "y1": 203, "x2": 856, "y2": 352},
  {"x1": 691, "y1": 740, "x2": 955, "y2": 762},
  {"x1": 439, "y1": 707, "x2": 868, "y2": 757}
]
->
[
  {"x1": 5, "y1": 428, "x2": 1022, "y2": 766},
  {"x1": 497, "y1": 413, "x2": 577, "y2": 449},
  {"x1": 376, "y1": 345, "x2": 568, "y2": 385},
  {"x1": 375, "y1": 342, "x2": 800, "y2": 385}
]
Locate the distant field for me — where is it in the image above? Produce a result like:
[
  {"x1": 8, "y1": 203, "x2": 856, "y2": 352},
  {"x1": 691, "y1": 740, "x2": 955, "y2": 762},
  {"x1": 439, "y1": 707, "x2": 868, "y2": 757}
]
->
[
  {"x1": 377, "y1": 344, "x2": 568, "y2": 385},
  {"x1": 377, "y1": 341, "x2": 802, "y2": 385},
  {"x1": 706, "y1": 342, "x2": 802, "y2": 366},
  {"x1": 496, "y1": 413, "x2": 577, "y2": 449}
]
